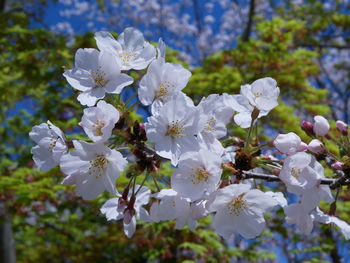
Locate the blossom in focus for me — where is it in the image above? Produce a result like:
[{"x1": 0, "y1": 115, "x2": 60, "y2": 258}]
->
[
  {"x1": 197, "y1": 94, "x2": 234, "y2": 155},
  {"x1": 281, "y1": 154, "x2": 333, "y2": 211},
  {"x1": 95, "y1": 27, "x2": 156, "y2": 70},
  {"x1": 138, "y1": 58, "x2": 191, "y2": 113},
  {"x1": 279, "y1": 152, "x2": 319, "y2": 190},
  {"x1": 79, "y1": 100, "x2": 120, "y2": 143},
  {"x1": 100, "y1": 185, "x2": 151, "y2": 238},
  {"x1": 60, "y1": 140, "x2": 127, "y2": 200},
  {"x1": 145, "y1": 94, "x2": 202, "y2": 166},
  {"x1": 63, "y1": 48, "x2": 133, "y2": 106},
  {"x1": 313, "y1": 115, "x2": 329, "y2": 136},
  {"x1": 208, "y1": 184, "x2": 278, "y2": 239},
  {"x1": 240, "y1": 77, "x2": 280, "y2": 111},
  {"x1": 171, "y1": 149, "x2": 222, "y2": 201},
  {"x1": 284, "y1": 203, "x2": 314, "y2": 235},
  {"x1": 29, "y1": 121, "x2": 67, "y2": 172}
]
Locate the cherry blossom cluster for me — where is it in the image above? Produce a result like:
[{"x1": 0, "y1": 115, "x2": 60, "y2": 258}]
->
[{"x1": 30, "y1": 27, "x2": 350, "y2": 240}]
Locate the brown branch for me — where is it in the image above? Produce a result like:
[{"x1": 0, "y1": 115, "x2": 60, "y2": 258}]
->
[
  {"x1": 242, "y1": 0, "x2": 255, "y2": 42},
  {"x1": 241, "y1": 171, "x2": 350, "y2": 187}
]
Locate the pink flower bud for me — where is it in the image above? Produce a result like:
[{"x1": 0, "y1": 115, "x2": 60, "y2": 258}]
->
[
  {"x1": 297, "y1": 142, "x2": 308, "y2": 152},
  {"x1": 313, "y1": 116, "x2": 329, "y2": 136},
  {"x1": 123, "y1": 208, "x2": 135, "y2": 224},
  {"x1": 301, "y1": 121, "x2": 314, "y2": 136},
  {"x1": 307, "y1": 139, "x2": 324, "y2": 154},
  {"x1": 331, "y1": 161, "x2": 343, "y2": 170},
  {"x1": 274, "y1": 132, "x2": 301, "y2": 155},
  {"x1": 117, "y1": 197, "x2": 127, "y2": 212},
  {"x1": 336, "y1": 120, "x2": 348, "y2": 135}
]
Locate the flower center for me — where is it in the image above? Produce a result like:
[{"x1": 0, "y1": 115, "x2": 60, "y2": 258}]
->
[
  {"x1": 120, "y1": 52, "x2": 137, "y2": 65},
  {"x1": 205, "y1": 117, "x2": 216, "y2": 132},
  {"x1": 291, "y1": 167, "x2": 301, "y2": 178},
  {"x1": 48, "y1": 137, "x2": 58, "y2": 151},
  {"x1": 91, "y1": 67, "x2": 108, "y2": 88},
  {"x1": 253, "y1": 92, "x2": 263, "y2": 98},
  {"x1": 166, "y1": 120, "x2": 185, "y2": 138},
  {"x1": 190, "y1": 167, "x2": 210, "y2": 184},
  {"x1": 227, "y1": 193, "x2": 247, "y2": 216},
  {"x1": 93, "y1": 120, "x2": 105, "y2": 136},
  {"x1": 89, "y1": 155, "x2": 108, "y2": 178},
  {"x1": 156, "y1": 81, "x2": 174, "y2": 100}
]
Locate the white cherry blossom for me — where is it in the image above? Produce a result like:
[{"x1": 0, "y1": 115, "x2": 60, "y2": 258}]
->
[
  {"x1": 100, "y1": 185, "x2": 151, "y2": 238},
  {"x1": 208, "y1": 184, "x2": 278, "y2": 239},
  {"x1": 240, "y1": 77, "x2": 280, "y2": 112},
  {"x1": 279, "y1": 152, "x2": 319, "y2": 190},
  {"x1": 171, "y1": 149, "x2": 222, "y2": 201},
  {"x1": 29, "y1": 121, "x2": 67, "y2": 172},
  {"x1": 79, "y1": 100, "x2": 119, "y2": 143},
  {"x1": 150, "y1": 189, "x2": 207, "y2": 230},
  {"x1": 197, "y1": 94, "x2": 234, "y2": 155},
  {"x1": 63, "y1": 48, "x2": 133, "y2": 106},
  {"x1": 230, "y1": 94, "x2": 269, "y2": 129},
  {"x1": 281, "y1": 154, "x2": 333, "y2": 211},
  {"x1": 95, "y1": 27, "x2": 156, "y2": 70},
  {"x1": 145, "y1": 94, "x2": 203, "y2": 166},
  {"x1": 138, "y1": 58, "x2": 191, "y2": 113},
  {"x1": 60, "y1": 140, "x2": 127, "y2": 200}
]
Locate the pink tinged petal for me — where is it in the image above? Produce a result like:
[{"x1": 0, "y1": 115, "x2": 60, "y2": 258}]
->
[
  {"x1": 103, "y1": 73, "x2": 133, "y2": 94},
  {"x1": 308, "y1": 139, "x2": 324, "y2": 154},
  {"x1": 123, "y1": 216, "x2": 136, "y2": 238}
]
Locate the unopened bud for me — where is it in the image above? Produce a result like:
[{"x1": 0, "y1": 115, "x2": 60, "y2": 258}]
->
[
  {"x1": 297, "y1": 142, "x2": 308, "y2": 152},
  {"x1": 331, "y1": 161, "x2": 343, "y2": 170},
  {"x1": 301, "y1": 121, "x2": 314, "y2": 136},
  {"x1": 117, "y1": 197, "x2": 127, "y2": 212},
  {"x1": 123, "y1": 208, "x2": 135, "y2": 224},
  {"x1": 313, "y1": 115, "x2": 329, "y2": 136},
  {"x1": 307, "y1": 139, "x2": 324, "y2": 154},
  {"x1": 336, "y1": 120, "x2": 348, "y2": 136}
]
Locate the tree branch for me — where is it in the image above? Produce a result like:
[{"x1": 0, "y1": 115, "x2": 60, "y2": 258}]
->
[
  {"x1": 242, "y1": 0, "x2": 255, "y2": 42},
  {"x1": 241, "y1": 171, "x2": 350, "y2": 187}
]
